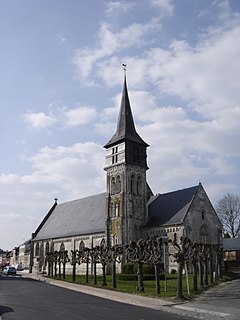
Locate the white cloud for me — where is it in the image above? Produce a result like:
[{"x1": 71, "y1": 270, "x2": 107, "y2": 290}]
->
[
  {"x1": 217, "y1": 0, "x2": 233, "y2": 22},
  {"x1": 104, "y1": 0, "x2": 135, "y2": 16},
  {"x1": 64, "y1": 106, "x2": 97, "y2": 127},
  {"x1": 96, "y1": 22, "x2": 240, "y2": 160},
  {"x1": 27, "y1": 143, "x2": 105, "y2": 194},
  {"x1": 97, "y1": 56, "x2": 149, "y2": 88},
  {"x1": 73, "y1": 18, "x2": 161, "y2": 83},
  {"x1": 0, "y1": 142, "x2": 106, "y2": 249},
  {"x1": 93, "y1": 5, "x2": 239, "y2": 207},
  {"x1": 23, "y1": 112, "x2": 57, "y2": 128},
  {"x1": 2, "y1": 0, "x2": 240, "y2": 251},
  {"x1": 154, "y1": 26, "x2": 240, "y2": 112},
  {"x1": 96, "y1": 79, "x2": 239, "y2": 203},
  {"x1": 150, "y1": 0, "x2": 174, "y2": 16},
  {"x1": 22, "y1": 105, "x2": 99, "y2": 129}
]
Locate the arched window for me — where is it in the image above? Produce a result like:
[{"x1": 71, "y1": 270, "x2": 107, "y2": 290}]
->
[
  {"x1": 113, "y1": 235, "x2": 118, "y2": 245},
  {"x1": 116, "y1": 175, "x2": 121, "y2": 193},
  {"x1": 100, "y1": 238, "x2": 105, "y2": 248},
  {"x1": 111, "y1": 177, "x2": 116, "y2": 194},
  {"x1": 174, "y1": 233, "x2": 177, "y2": 242},
  {"x1": 79, "y1": 240, "x2": 85, "y2": 253},
  {"x1": 60, "y1": 243, "x2": 65, "y2": 252},
  {"x1": 45, "y1": 242, "x2": 50, "y2": 254},
  {"x1": 130, "y1": 174, "x2": 136, "y2": 194},
  {"x1": 35, "y1": 242, "x2": 40, "y2": 256},
  {"x1": 137, "y1": 176, "x2": 142, "y2": 195},
  {"x1": 200, "y1": 225, "x2": 209, "y2": 243},
  {"x1": 201, "y1": 210, "x2": 205, "y2": 221}
]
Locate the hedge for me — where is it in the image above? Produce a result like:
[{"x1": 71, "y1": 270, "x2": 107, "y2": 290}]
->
[{"x1": 122, "y1": 263, "x2": 155, "y2": 275}]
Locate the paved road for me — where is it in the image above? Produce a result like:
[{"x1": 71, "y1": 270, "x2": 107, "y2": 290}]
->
[
  {"x1": 1, "y1": 273, "x2": 240, "y2": 320},
  {"x1": 0, "y1": 275, "x2": 189, "y2": 320},
  {"x1": 173, "y1": 278, "x2": 240, "y2": 320}
]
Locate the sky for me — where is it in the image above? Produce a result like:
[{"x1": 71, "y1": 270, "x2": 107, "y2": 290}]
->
[{"x1": 0, "y1": 0, "x2": 239, "y2": 251}]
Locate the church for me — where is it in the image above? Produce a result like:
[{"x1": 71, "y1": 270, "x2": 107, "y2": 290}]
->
[{"x1": 31, "y1": 75, "x2": 222, "y2": 274}]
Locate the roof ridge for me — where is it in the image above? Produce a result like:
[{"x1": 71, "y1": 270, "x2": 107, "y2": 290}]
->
[
  {"x1": 160, "y1": 184, "x2": 199, "y2": 196},
  {"x1": 57, "y1": 192, "x2": 106, "y2": 206}
]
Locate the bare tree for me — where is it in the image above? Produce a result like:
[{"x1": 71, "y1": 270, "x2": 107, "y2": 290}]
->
[
  {"x1": 145, "y1": 238, "x2": 164, "y2": 294},
  {"x1": 90, "y1": 246, "x2": 100, "y2": 285},
  {"x1": 125, "y1": 240, "x2": 146, "y2": 292},
  {"x1": 98, "y1": 239, "x2": 111, "y2": 287},
  {"x1": 70, "y1": 250, "x2": 79, "y2": 281},
  {"x1": 216, "y1": 193, "x2": 240, "y2": 238},
  {"x1": 189, "y1": 241, "x2": 199, "y2": 292},
  {"x1": 110, "y1": 244, "x2": 122, "y2": 289},
  {"x1": 59, "y1": 250, "x2": 69, "y2": 279},
  {"x1": 169, "y1": 236, "x2": 191, "y2": 300}
]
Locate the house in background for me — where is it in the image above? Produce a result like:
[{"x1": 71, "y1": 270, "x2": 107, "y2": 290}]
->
[
  {"x1": 0, "y1": 250, "x2": 8, "y2": 269},
  {"x1": 0, "y1": 250, "x2": 12, "y2": 269},
  {"x1": 31, "y1": 75, "x2": 222, "y2": 274},
  {"x1": 223, "y1": 237, "x2": 240, "y2": 273},
  {"x1": 18, "y1": 240, "x2": 31, "y2": 270}
]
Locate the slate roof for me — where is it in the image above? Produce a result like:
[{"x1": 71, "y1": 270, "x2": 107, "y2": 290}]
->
[
  {"x1": 34, "y1": 193, "x2": 106, "y2": 241},
  {"x1": 33, "y1": 184, "x2": 203, "y2": 240},
  {"x1": 104, "y1": 76, "x2": 148, "y2": 148},
  {"x1": 223, "y1": 237, "x2": 240, "y2": 251},
  {"x1": 146, "y1": 185, "x2": 199, "y2": 228}
]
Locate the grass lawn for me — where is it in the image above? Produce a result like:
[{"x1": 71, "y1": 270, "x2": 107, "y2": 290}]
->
[{"x1": 48, "y1": 271, "x2": 237, "y2": 300}]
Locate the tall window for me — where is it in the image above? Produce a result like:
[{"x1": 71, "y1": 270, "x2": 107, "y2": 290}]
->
[
  {"x1": 79, "y1": 241, "x2": 85, "y2": 252},
  {"x1": 112, "y1": 146, "x2": 118, "y2": 164},
  {"x1": 100, "y1": 238, "x2": 105, "y2": 247},
  {"x1": 45, "y1": 242, "x2": 50, "y2": 254},
  {"x1": 60, "y1": 243, "x2": 65, "y2": 252},
  {"x1": 113, "y1": 235, "x2": 118, "y2": 245},
  {"x1": 111, "y1": 177, "x2": 116, "y2": 194},
  {"x1": 130, "y1": 174, "x2": 136, "y2": 194},
  {"x1": 35, "y1": 243, "x2": 40, "y2": 256},
  {"x1": 174, "y1": 233, "x2": 177, "y2": 242},
  {"x1": 200, "y1": 225, "x2": 209, "y2": 243},
  {"x1": 116, "y1": 175, "x2": 121, "y2": 193},
  {"x1": 137, "y1": 176, "x2": 142, "y2": 195}
]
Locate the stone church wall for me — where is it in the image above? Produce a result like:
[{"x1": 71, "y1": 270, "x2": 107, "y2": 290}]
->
[
  {"x1": 184, "y1": 187, "x2": 222, "y2": 244},
  {"x1": 32, "y1": 232, "x2": 106, "y2": 275}
]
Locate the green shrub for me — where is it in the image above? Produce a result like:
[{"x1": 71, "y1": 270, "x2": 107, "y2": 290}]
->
[
  {"x1": 117, "y1": 274, "x2": 138, "y2": 281},
  {"x1": 170, "y1": 269, "x2": 177, "y2": 274},
  {"x1": 132, "y1": 263, "x2": 155, "y2": 274},
  {"x1": 122, "y1": 263, "x2": 135, "y2": 274},
  {"x1": 142, "y1": 264, "x2": 155, "y2": 274},
  {"x1": 159, "y1": 274, "x2": 166, "y2": 280},
  {"x1": 143, "y1": 274, "x2": 155, "y2": 280}
]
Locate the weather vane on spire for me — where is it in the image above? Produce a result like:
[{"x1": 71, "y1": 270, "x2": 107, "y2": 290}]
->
[{"x1": 122, "y1": 63, "x2": 127, "y2": 76}]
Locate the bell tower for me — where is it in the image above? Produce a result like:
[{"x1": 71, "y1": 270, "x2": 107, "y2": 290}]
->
[{"x1": 104, "y1": 69, "x2": 149, "y2": 249}]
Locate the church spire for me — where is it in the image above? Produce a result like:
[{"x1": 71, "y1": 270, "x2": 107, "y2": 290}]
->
[{"x1": 104, "y1": 69, "x2": 148, "y2": 148}]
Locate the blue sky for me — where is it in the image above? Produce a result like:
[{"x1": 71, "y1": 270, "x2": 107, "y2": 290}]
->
[{"x1": 0, "y1": 0, "x2": 239, "y2": 250}]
